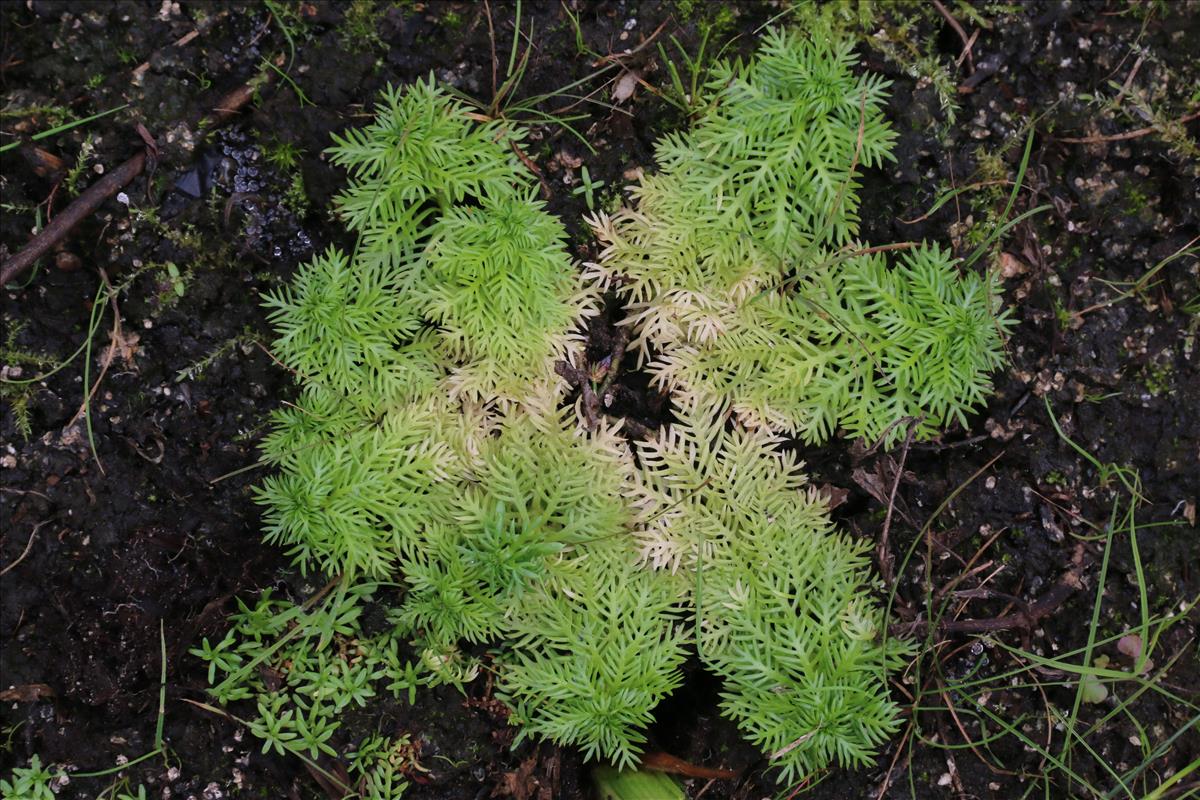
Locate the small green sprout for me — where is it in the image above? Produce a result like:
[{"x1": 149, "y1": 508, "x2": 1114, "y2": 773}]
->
[{"x1": 571, "y1": 165, "x2": 606, "y2": 211}]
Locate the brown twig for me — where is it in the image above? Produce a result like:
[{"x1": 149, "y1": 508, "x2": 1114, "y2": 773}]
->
[
  {"x1": 484, "y1": 0, "x2": 499, "y2": 99},
  {"x1": 1, "y1": 151, "x2": 146, "y2": 286},
  {"x1": 640, "y1": 751, "x2": 737, "y2": 780},
  {"x1": 896, "y1": 543, "x2": 1088, "y2": 637},
  {"x1": 877, "y1": 417, "x2": 922, "y2": 591},
  {"x1": 555, "y1": 356, "x2": 600, "y2": 429},
  {"x1": 954, "y1": 28, "x2": 980, "y2": 70},
  {"x1": 1113, "y1": 53, "x2": 1146, "y2": 108},
  {"x1": 621, "y1": 417, "x2": 654, "y2": 439},
  {"x1": 590, "y1": 17, "x2": 672, "y2": 67},
  {"x1": 1056, "y1": 109, "x2": 1200, "y2": 144},
  {"x1": 842, "y1": 241, "x2": 920, "y2": 257},
  {"x1": 202, "y1": 78, "x2": 266, "y2": 131},
  {"x1": 935, "y1": 526, "x2": 1006, "y2": 603},
  {"x1": 872, "y1": 724, "x2": 912, "y2": 800},
  {"x1": 508, "y1": 139, "x2": 551, "y2": 199},
  {"x1": 594, "y1": 326, "x2": 629, "y2": 401},
  {"x1": 2, "y1": 72, "x2": 269, "y2": 287},
  {"x1": 0, "y1": 520, "x2": 49, "y2": 576},
  {"x1": 932, "y1": 0, "x2": 975, "y2": 73}
]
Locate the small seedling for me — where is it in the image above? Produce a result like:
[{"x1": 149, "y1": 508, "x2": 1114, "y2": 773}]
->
[
  {"x1": 0, "y1": 756, "x2": 59, "y2": 800},
  {"x1": 571, "y1": 165, "x2": 605, "y2": 210}
]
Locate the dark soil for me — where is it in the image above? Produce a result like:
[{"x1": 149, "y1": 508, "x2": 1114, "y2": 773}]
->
[{"x1": 2, "y1": 2, "x2": 1197, "y2": 799}]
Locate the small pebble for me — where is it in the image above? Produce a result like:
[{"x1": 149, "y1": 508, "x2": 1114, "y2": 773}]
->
[{"x1": 55, "y1": 251, "x2": 82, "y2": 272}]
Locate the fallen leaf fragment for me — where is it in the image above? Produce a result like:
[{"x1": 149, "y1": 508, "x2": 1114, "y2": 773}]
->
[
  {"x1": 641, "y1": 751, "x2": 737, "y2": 780},
  {"x1": 0, "y1": 683, "x2": 55, "y2": 702},
  {"x1": 998, "y1": 251, "x2": 1028, "y2": 278},
  {"x1": 1117, "y1": 633, "x2": 1142, "y2": 660},
  {"x1": 613, "y1": 69, "x2": 641, "y2": 103}
]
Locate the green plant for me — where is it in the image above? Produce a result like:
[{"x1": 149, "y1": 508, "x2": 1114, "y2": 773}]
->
[
  {"x1": 158, "y1": 261, "x2": 187, "y2": 303},
  {"x1": 590, "y1": 28, "x2": 1011, "y2": 446},
  {"x1": 499, "y1": 547, "x2": 687, "y2": 768},
  {"x1": 571, "y1": 165, "x2": 606, "y2": 211},
  {"x1": 0, "y1": 319, "x2": 54, "y2": 439},
  {"x1": 885, "y1": 399, "x2": 1199, "y2": 799},
  {"x1": 266, "y1": 77, "x2": 594, "y2": 411},
  {"x1": 593, "y1": 764, "x2": 686, "y2": 799},
  {"x1": 0, "y1": 102, "x2": 127, "y2": 155},
  {"x1": 339, "y1": 0, "x2": 386, "y2": 53},
  {"x1": 654, "y1": 26, "x2": 722, "y2": 119},
  {"x1": 193, "y1": 584, "x2": 425, "y2": 760},
  {"x1": 0, "y1": 755, "x2": 58, "y2": 800},
  {"x1": 633, "y1": 400, "x2": 910, "y2": 780},
  {"x1": 349, "y1": 735, "x2": 415, "y2": 799},
  {"x1": 220, "y1": 27, "x2": 1020, "y2": 787},
  {"x1": 261, "y1": 136, "x2": 303, "y2": 170}
]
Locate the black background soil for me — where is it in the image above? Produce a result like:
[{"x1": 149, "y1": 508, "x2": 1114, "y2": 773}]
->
[{"x1": 2, "y1": 2, "x2": 1197, "y2": 798}]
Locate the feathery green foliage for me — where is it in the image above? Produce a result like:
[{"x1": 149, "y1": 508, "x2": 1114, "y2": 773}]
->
[
  {"x1": 388, "y1": 411, "x2": 691, "y2": 765},
  {"x1": 247, "y1": 77, "x2": 684, "y2": 767},
  {"x1": 423, "y1": 194, "x2": 596, "y2": 403},
  {"x1": 634, "y1": 400, "x2": 911, "y2": 779},
  {"x1": 327, "y1": 79, "x2": 526, "y2": 278},
  {"x1": 590, "y1": 30, "x2": 895, "y2": 339},
  {"x1": 499, "y1": 548, "x2": 687, "y2": 770},
  {"x1": 592, "y1": 29, "x2": 1010, "y2": 446},
  {"x1": 210, "y1": 25, "x2": 1021, "y2": 786},
  {"x1": 652, "y1": 246, "x2": 1010, "y2": 443},
  {"x1": 262, "y1": 247, "x2": 440, "y2": 409},
  {"x1": 264, "y1": 76, "x2": 593, "y2": 412},
  {"x1": 392, "y1": 412, "x2": 632, "y2": 649},
  {"x1": 255, "y1": 400, "x2": 457, "y2": 578}
]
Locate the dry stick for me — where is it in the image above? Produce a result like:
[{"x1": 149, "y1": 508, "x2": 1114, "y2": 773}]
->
[
  {"x1": 560, "y1": 326, "x2": 630, "y2": 431},
  {"x1": 873, "y1": 724, "x2": 913, "y2": 800},
  {"x1": 954, "y1": 28, "x2": 980, "y2": 70},
  {"x1": 899, "y1": 543, "x2": 1088, "y2": 637},
  {"x1": 935, "y1": 526, "x2": 1007, "y2": 603},
  {"x1": 1056, "y1": 108, "x2": 1200, "y2": 143},
  {"x1": 844, "y1": 241, "x2": 919, "y2": 258},
  {"x1": 554, "y1": 357, "x2": 600, "y2": 429},
  {"x1": 0, "y1": 78, "x2": 268, "y2": 287},
  {"x1": 203, "y1": 79, "x2": 268, "y2": 131},
  {"x1": 640, "y1": 751, "x2": 736, "y2": 780},
  {"x1": 877, "y1": 418, "x2": 922, "y2": 592},
  {"x1": 1113, "y1": 53, "x2": 1146, "y2": 108},
  {"x1": 932, "y1": 0, "x2": 975, "y2": 74},
  {"x1": 595, "y1": 325, "x2": 629, "y2": 401},
  {"x1": 936, "y1": 670, "x2": 1008, "y2": 778},
  {"x1": 1, "y1": 151, "x2": 146, "y2": 286},
  {"x1": 484, "y1": 0, "x2": 499, "y2": 99},
  {"x1": 0, "y1": 520, "x2": 50, "y2": 576}
]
